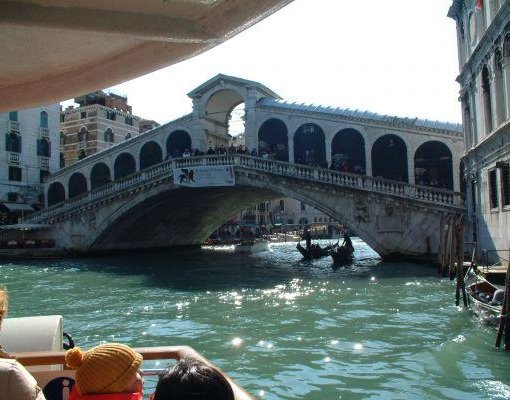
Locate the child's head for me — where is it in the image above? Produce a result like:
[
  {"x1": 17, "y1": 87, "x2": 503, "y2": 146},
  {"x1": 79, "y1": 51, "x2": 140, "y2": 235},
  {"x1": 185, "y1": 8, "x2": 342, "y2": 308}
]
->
[
  {"x1": 65, "y1": 343, "x2": 143, "y2": 395},
  {"x1": 153, "y1": 357, "x2": 234, "y2": 400}
]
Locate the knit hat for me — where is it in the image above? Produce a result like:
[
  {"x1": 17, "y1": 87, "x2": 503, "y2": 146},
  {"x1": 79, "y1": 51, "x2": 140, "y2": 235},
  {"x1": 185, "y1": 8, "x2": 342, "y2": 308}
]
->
[{"x1": 65, "y1": 343, "x2": 143, "y2": 395}]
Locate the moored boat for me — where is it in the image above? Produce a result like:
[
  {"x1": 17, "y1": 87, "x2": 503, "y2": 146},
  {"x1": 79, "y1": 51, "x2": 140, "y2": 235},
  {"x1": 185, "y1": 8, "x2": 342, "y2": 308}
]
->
[{"x1": 464, "y1": 266, "x2": 505, "y2": 326}]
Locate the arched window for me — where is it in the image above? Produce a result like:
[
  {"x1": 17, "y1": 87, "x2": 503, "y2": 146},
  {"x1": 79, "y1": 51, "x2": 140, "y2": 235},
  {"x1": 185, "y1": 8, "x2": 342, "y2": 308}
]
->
[
  {"x1": 371, "y1": 134, "x2": 408, "y2": 182},
  {"x1": 104, "y1": 128, "x2": 114, "y2": 143},
  {"x1": 125, "y1": 132, "x2": 132, "y2": 141},
  {"x1": 258, "y1": 119, "x2": 289, "y2": 161},
  {"x1": 47, "y1": 182, "x2": 65, "y2": 206},
  {"x1": 482, "y1": 65, "x2": 493, "y2": 134},
  {"x1": 90, "y1": 163, "x2": 111, "y2": 189},
  {"x1": 279, "y1": 200, "x2": 285, "y2": 211},
  {"x1": 68, "y1": 173, "x2": 87, "y2": 198},
  {"x1": 114, "y1": 153, "x2": 136, "y2": 179},
  {"x1": 40, "y1": 111, "x2": 48, "y2": 128},
  {"x1": 166, "y1": 130, "x2": 191, "y2": 158},
  {"x1": 293, "y1": 123, "x2": 326, "y2": 167},
  {"x1": 414, "y1": 141, "x2": 453, "y2": 190},
  {"x1": 78, "y1": 127, "x2": 88, "y2": 142},
  {"x1": 462, "y1": 92, "x2": 473, "y2": 148},
  {"x1": 331, "y1": 128, "x2": 365, "y2": 173},
  {"x1": 493, "y1": 49, "x2": 505, "y2": 125},
  {"x1": 140, "y1": 141, "x2": 163, "y2": 169}
]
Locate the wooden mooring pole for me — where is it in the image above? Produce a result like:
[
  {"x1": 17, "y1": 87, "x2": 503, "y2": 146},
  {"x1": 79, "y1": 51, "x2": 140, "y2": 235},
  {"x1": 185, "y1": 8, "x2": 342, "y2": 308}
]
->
[{"x1": 495, "y1": 243, "x2": 510, "y2": 350}]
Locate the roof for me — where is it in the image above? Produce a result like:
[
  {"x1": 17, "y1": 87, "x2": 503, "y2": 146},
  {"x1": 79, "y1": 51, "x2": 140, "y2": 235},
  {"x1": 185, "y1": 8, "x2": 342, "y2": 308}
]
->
[
  {"x1": 187, "y1": 74, "x2": 282, "y2": 100},
  {"x1": 0, "y1": 0, "x2": 293, "y2": 112},
  {"x1": 0, "y1": 203, "x2": 35, "y2": 213},
  {"x1": 258, "y1": 98, "x2": 463, "y2": 133}
]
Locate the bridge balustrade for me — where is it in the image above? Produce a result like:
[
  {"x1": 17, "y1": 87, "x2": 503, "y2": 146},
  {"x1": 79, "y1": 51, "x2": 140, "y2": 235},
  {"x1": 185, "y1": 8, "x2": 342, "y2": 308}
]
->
[{"x1": 24, "y1": 155, "x2": 463, "y2": 224}]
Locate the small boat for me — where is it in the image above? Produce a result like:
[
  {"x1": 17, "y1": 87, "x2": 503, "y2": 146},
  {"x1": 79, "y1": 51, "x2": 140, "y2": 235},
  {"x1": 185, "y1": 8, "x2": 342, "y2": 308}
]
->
[
  {"x1": 464, "y1": 265, "x2": 505, "y2": 326},
  {"x1": 296, "y1": 241, "x2": 334, "y2": 260},
  {"x1": 234, "y1": 238, "x2": 270, "y2": 254},
  {"x1": 330, "y1": 243, "x2": 354, "y2": 265}
]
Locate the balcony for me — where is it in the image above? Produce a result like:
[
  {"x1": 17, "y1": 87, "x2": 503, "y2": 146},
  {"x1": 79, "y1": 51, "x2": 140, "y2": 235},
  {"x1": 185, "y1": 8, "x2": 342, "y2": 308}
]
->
[
  {"x1": 8, "y1": 120, "x2": 20, "y2": 133},
  {"x1": 39, "y1": 156, "x2": 50, "y2": 169},
  {"x1": 8, "y1": 152, "x2": 20, "y2": 164},
  {"x1": 40, "y1": 127, "x2": 50, "y2": 138}
]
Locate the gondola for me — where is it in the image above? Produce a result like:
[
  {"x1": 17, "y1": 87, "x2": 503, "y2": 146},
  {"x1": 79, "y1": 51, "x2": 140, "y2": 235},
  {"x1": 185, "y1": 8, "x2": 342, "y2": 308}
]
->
[
  {"x1": 464, "y1": 265, "x2": 505, "y2": 326},
  {"x1": 330, "y1": 242, "x2": 354, "y2": 265},
  {"x1": 296, "y1": 241, "x2": 334, "y2": 260}
]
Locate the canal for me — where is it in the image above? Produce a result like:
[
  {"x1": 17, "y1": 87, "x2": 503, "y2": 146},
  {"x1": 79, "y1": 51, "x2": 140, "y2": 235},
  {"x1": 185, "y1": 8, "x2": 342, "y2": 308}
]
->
[{"x1": 2, "y1": 238, "x2": 510, "y2": 399}]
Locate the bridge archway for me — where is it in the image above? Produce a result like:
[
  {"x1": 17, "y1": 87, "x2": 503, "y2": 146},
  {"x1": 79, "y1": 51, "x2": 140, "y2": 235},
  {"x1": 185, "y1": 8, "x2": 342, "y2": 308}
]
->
[
  {"x1": 331, "y1": 128, "x2": 365, "y2": 173},
  {"x1": 293, "y1": 123, "x2": 326, "y2": 167},
  {"x1": 204, "y1": 89, "x2": 244, "y2": 148},
  {"x1": 371, "y1": 134, "x2": 408, "y2": 182},
  {"x1": 91, "y1": 162, "x2": 112, "y2": 190},
  {"x1": 258, "y1": 118, "x2": 289, "y2": 161},
  {"x1": 68, "y1": 172, "x2": 87, "y2": 198},
  {"x1": 166, "y1": 130, "x2": 192, "y2": 158},
  {"x1": 47, "y1": 182, "x2": 65, "y2": 206},
  {"x1": 414, "y1": 141, "x2": 453, "y2": 189},
  {"x1": 140, "y1": 141, "x2": 163, "y2": 170},
  {"x1": 114, "y1": 153, "x2": 136, "y2": 179}
]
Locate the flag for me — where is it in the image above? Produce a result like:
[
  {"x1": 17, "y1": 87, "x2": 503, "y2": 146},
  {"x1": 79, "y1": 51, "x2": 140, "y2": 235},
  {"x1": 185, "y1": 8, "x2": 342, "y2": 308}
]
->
[{"x1": 476, "y1": 0, "x2": 483, "y2": 10}]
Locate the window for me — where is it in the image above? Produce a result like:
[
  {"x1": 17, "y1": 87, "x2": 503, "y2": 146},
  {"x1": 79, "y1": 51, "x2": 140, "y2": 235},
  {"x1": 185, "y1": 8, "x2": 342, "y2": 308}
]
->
[
  {"x1": 125, "y1": 116, "x2": 133, "y2": 125},
  {"x1": 104, "y1": 128, "x2": 114, "y2": 143},
  {"x1": 301, "y1": 201, "x2": 306, "y2": 211},
  {"x1": 8, "y1": 166, "x2": 22, "y2": 181},
  {"x1": 40, "y1": 111, "x2": 48, "y2": 128},
  {"x1": 107, "y1": 111, "x2": 116, "y2": 121},
  {"x1": 125, "y1": 132, "x2": 132, "y2": 141},
  {"x1": 60, "y1": 113, "x2": 65, "y2": 123},
  {"x1": 5, "y1": 132, "x2": 21, "y2": 153},
  {"x1": 500, "y1": 162, "x2": 510, "y2": 207},
  {"x1": 81, "y1": 111, "x2": 87, "y2": 119},
  {"x1": 279, "y1": 199, "x2": 285, "y2": 211},
  {"x1": 8, "y1": 111, "x2": 18, "y2": 121},
  {"x1": 40, "y1": 170, "x2": 50, "y2": 183},
  {"x1": 37, "y1": 138, "x2": 51, "y2": 157},
  {"x1": 7, "y1": 192, "x2": 18, "y2": 202},
  {"x1": 489, "y1": 169, "x2": 498, "y2": 209},
  {"x1": 78, "y1": 128, "x2": 87, "y2": 142},
  {"x1": 60, "y1": 153, "x2": 65, "y2": 168}
]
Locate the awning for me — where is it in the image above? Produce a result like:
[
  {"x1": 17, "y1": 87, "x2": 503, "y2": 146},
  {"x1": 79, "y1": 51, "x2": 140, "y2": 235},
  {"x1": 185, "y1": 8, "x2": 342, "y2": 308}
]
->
[{"x1": 0, "y1": 203, "x2": 35, "y2": 212}]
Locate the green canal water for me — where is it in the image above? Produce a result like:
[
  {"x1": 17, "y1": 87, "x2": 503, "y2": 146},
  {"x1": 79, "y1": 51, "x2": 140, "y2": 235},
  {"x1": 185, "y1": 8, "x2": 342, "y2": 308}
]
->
[{"x1": 1, "y1": 238, "x2": 510, "y2": 399}]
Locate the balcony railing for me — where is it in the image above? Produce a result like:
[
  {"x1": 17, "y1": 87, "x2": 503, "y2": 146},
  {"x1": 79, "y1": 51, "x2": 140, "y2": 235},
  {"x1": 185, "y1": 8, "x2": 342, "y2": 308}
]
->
[
  {"x1": 40, "y1": 127, "x2": 50, "y2": 138},
  {"x1": 8, "y1": 152, "x2": 20, "y2": 164},
  {"x1": 39, "y1": 156, "x2": 50, "y2": 169},
  {"x1": 8, "y1": 120, "x2": 20, "y2": 133}
]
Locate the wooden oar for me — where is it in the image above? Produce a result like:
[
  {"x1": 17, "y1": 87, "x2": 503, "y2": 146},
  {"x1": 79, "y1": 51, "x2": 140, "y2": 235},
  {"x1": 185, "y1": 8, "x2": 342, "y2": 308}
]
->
[{"x1": 495, "y1": 242, "x2": 510, "y2": 349}]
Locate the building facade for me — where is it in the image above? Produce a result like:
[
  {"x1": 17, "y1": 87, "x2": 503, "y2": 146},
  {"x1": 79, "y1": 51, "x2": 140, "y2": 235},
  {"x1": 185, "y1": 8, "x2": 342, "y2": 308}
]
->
[
  {"x1": 449, "y1": 0, "x2": 510, "y2": 259},
  {"x1": 60, "y1": 91, "x2": 142, "y2": 167},
  {"x1": 0, "y1": 105, "x2": 60, "y2": 224}
]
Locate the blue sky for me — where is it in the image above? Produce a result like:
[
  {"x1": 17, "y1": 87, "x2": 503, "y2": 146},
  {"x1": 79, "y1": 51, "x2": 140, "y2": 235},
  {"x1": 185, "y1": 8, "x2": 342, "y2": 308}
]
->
[{"x1": 67, "y1": 0, "x2": 461, "y2": 125}]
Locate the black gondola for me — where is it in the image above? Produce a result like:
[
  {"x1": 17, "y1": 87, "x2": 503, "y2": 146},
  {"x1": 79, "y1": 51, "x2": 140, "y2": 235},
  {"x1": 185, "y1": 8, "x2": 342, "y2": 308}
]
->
[
  {"x1": 330, "y1": 243, "x2": 354, "y2": 265},
  {"x1": 296, "y1": 242, "x2": 334, "y2": 260}
]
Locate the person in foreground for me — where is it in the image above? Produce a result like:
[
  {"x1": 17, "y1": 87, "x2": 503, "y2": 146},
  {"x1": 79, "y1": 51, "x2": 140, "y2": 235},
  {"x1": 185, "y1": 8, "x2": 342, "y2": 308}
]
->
[
  {"x1": 0, "y1": 287, "x2": 46, "y2": 400},
  {"x1": 65, "y1": 343, "x2": 144, "y2": 400},
  {"x1": 153, "y1": 357, "x2": 235, "y2": 400}
]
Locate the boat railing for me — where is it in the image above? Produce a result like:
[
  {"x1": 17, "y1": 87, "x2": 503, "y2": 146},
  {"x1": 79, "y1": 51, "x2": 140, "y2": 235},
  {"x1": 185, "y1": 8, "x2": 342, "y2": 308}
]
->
[{"x1": 15, "y1": 345, "x2": 253, "y2": 400}]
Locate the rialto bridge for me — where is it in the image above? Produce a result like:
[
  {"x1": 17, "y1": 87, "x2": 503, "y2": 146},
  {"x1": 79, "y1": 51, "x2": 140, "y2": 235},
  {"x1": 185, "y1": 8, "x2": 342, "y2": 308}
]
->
[{"x1": 25, "y1": 74, "x2": 465, "y2": 259}]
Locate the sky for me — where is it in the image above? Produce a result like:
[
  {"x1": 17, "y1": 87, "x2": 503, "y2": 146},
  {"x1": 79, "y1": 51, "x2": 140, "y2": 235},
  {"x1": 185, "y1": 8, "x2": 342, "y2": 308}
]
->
[{"x1": 65, "y1": 0, "x2": 462, "y2": 126}]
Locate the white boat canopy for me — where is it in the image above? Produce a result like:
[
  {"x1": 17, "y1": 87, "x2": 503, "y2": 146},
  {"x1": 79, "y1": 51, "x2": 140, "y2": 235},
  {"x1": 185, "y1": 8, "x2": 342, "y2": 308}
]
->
[{"x1": 0, "y1": 0, "x2": 293, "y2": 112}]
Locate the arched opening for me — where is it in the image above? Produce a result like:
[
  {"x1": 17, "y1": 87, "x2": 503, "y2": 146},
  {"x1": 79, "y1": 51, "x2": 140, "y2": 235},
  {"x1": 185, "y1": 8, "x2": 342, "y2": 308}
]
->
[
  {"x1": 258, "y1": 118, "x2": 289, "y2": 161},
  {"x1": 114, "y1": 153, "x2": 136, "y2": 179},
  {"x1": 482, "y1": 65, "x2": 493, "y2": 134},
  {"x1": 47, "y1": 182, "x2": 65, "y2": 206},
  {"x1": 91, "y1": 163, "x2": 112, "y2": 189},
  {"x1": 331, "y1": 128, "x2": 365, "y2": 173},
  {"x1": 494, "y1": 49, "x2": 505, "y2": 125},
  {"x1": 40, "y1": 111, "x2": 48, "y2": 128},
  {"x1": 414, "y1": 141, "x2": 453, "y2": 190},
  {"x1": 462, "y1": 92, "x2": 473, "y2": 148},
  {"x1": 204, "y1": 89, "x2": 243, "y2": 150},
  {"x1": 371, "y1": 134, "x2": 408, "y2": 182},
  {"x1": 140, "y1": 141, "x2": 163, "y2": 170},
  {"x1": 293, "y1": 123, "x2": 326, "y2": 167},
  {"x1": 78, "y1": 127, "x2": 88, "y2": 142},
  {"x1": 104, "y1": 128, "x2": 114, "y2": 143},
  {"x1": 166, "y1": 130, "x2": 192, "y2": 158},
  {"x1": 68, "y1": 173, "x2": 87, "y2": 198},
  {"x1": 60, "y1": 152, "x2": 65, "y2": 168}
]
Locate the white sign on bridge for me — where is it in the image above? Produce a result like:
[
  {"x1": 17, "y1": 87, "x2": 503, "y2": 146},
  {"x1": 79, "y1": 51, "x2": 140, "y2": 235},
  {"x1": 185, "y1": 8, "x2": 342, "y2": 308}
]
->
[{"x1": 173, "y1": 165, "x2": 235, "y2": 187}]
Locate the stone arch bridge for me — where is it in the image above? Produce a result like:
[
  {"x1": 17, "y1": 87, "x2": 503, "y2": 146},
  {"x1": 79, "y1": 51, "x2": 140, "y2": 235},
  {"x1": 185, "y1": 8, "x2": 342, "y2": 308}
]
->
[{"x1": 25, "y1": 155, "x2": 464, "y2": 259}]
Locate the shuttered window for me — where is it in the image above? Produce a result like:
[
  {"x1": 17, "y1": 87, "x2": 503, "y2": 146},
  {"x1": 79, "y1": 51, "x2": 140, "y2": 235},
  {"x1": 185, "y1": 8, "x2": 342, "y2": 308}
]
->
[{"x1": 489, "y1": 169, "x2": 498, "y2": 209}]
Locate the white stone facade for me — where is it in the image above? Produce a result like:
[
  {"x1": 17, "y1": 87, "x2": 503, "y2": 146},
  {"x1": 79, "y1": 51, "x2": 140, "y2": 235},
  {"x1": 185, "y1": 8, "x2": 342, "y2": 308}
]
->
[
  {"x1": 449, "y1": 0, "x2": 510, "y2": 261},
  {"x1": 0, "y1": 104, "x2": 60, "y2": 222}
]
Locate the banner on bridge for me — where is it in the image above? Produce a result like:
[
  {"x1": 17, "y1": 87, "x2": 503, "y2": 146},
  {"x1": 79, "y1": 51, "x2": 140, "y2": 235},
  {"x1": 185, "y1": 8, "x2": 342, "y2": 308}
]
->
[{"x1": 173, "y1": 165, "x2": 235, "y2": 187}]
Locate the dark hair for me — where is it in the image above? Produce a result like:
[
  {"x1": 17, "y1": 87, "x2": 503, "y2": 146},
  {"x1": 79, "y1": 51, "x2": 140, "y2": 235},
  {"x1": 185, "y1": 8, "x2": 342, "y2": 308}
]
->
[{"x1": 153, "y1": 357, "x2": 235, "y2": 400}]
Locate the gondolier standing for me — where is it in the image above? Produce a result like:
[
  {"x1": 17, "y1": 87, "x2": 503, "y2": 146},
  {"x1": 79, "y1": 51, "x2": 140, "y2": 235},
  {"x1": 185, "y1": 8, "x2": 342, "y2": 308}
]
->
[{"x1": 304, "y1": 226, "x2": 312, "y2": 251}]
